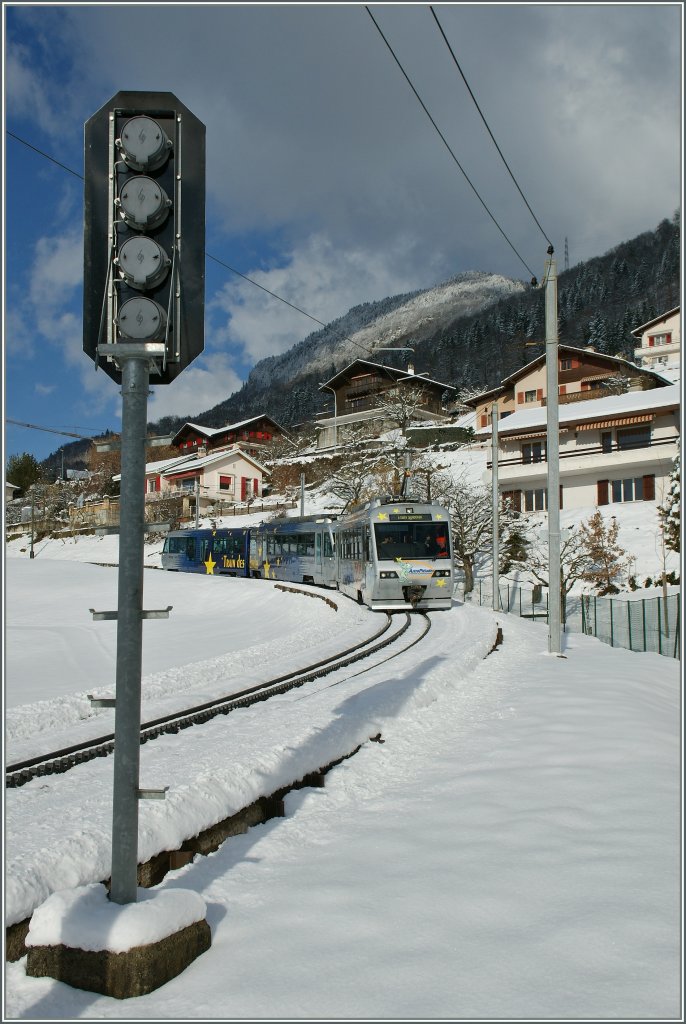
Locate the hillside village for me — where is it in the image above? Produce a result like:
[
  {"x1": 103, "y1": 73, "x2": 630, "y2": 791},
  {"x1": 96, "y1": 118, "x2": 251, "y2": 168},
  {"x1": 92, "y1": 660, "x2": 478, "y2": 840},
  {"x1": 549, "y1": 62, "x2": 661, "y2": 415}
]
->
[{"x1": 6, "y1": 303, "x2": 681, "y2": 605}]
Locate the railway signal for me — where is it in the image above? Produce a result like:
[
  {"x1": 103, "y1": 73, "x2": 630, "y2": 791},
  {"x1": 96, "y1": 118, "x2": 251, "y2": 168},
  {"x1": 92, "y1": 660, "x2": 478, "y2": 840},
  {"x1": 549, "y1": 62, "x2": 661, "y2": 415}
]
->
[
  {"x1": 82, "y1": 93, "x2": 206, "y2": 916},
  {"x1": 83, "y1": 91, "x2": 205, "y2": 384}
]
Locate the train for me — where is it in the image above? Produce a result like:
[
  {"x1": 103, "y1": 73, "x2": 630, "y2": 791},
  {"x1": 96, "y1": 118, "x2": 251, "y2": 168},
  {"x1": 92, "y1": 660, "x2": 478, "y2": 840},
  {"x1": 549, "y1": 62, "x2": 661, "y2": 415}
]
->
[{"x1": 160, "y1": 496, "x2": 454, "y2": 611}]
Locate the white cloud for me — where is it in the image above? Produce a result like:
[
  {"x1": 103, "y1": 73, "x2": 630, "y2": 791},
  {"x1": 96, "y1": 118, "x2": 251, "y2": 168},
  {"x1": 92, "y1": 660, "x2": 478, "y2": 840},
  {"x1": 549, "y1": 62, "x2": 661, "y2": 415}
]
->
[
  {"x1": 209, "y1": 233, "x2": 428, "y2": 366},
  {"x1": 147, "y1": 352, "x2": 244, "y2": 424}
]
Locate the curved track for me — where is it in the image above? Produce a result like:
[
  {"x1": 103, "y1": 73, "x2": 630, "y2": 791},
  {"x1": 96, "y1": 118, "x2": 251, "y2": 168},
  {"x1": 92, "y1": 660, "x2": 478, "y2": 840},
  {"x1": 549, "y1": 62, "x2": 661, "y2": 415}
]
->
[{"x1": 6, "y1": 612, "x2": 432, "y2": 789}]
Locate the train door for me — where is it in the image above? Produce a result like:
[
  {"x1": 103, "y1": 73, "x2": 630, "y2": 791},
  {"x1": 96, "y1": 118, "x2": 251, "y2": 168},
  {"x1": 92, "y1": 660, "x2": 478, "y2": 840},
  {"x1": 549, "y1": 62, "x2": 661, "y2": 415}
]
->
[{"x1": 316, "y1": 525, "x2": 337, "y2": 586}]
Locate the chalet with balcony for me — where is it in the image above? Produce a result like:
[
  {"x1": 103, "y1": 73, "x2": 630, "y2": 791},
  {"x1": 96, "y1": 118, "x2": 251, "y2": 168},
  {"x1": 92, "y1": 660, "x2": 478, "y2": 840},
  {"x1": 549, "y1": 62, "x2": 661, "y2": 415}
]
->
[
  {"x1": 171, "y1": 416, "x2": 288, "y2": 460},
  {"x1": 478, "y1": 384, "x2": 680, "y2": 513},
  {"x1": 316, "y1": 359, "x2": 456, "y2": 448},
  {"x1": 465, "y1": 345, "x2": 670, "y2": 429},
  {"x1": 631, "y1": 307, "x2": 680, "y2": 383},
  {"x1": 142, "y1": 447, "x2": 270, "y2": 506}
]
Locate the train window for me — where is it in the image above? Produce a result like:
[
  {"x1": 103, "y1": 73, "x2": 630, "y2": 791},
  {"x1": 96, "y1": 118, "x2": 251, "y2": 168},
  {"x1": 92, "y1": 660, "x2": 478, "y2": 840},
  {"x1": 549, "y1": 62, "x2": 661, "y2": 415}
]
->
[
  {"x1": 267, "y1": 535, "x2": 281, "y2": 557},
  {"x1": 323, "y1": 532, "x2": 334, "y2": 558},
  {"x1": 165, "y1": 535, "x2": 197, "y2": 559},
  {"x1": 374, "y1": 522, "x2": 451, "y2": 560},
  {"x1": 297, "y1": 534, "x2": 315, "y2": 556}
]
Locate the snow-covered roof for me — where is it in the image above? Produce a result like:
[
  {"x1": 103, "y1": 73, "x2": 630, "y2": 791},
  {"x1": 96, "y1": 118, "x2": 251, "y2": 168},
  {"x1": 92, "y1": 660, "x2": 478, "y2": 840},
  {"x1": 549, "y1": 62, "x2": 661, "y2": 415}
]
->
[
  {"x1": 475, "y1": 384, "x2": 681, "y2": 438},
  {"x1": 162, "y1": 445, "x2": 270, "y2": 477},
  {"x1": 320, "y1": 359, "x2": 455, "y2": 393},
  {"x1": 630, "y1": 306, "x2": 680, "y2": 337},
  {"x1": 171, "y1": 416, "x2": 285, "y2": 444}
]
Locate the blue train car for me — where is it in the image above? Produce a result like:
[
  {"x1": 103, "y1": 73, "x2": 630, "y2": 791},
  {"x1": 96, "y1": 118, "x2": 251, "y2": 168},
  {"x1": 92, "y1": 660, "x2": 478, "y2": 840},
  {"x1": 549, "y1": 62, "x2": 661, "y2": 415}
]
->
[
  {"x1": 250, "y1": 516, "x2": 338, "y2": 587},
  {"x1": 161, "y1": 528, "x2": 251, "y2": 576}
]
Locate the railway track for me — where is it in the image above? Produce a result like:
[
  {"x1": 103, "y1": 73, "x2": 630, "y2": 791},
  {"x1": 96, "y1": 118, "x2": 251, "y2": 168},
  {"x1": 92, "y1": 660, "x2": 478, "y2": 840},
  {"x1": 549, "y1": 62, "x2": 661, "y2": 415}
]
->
[{"x1": 6, "y1": 611, "x2": 431, "y2": 790}]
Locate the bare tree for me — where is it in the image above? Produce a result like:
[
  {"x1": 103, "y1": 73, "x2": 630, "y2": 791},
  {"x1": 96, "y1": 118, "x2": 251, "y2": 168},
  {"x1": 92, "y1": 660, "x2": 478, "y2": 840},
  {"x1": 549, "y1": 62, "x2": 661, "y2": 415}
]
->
[
  {"x1": 327, "y1": 425, "x2": 390, "y2": 511},
  {"x1": 430, "y1": 471, "x2": 493, "y2": 595},
  {"x1": 526, "y1": 526, "x2": 593, "y2": 623},
  {"x1": 374, "y1": 383, "x2": 430, "y2": 436}
]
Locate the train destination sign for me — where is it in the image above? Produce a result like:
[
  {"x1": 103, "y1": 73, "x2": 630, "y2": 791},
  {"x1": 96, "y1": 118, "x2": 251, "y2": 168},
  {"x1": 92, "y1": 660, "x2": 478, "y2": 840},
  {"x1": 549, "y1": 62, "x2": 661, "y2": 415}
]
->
[{"x1": 389, "y1": 513, "x2": 433, "y2": 522}]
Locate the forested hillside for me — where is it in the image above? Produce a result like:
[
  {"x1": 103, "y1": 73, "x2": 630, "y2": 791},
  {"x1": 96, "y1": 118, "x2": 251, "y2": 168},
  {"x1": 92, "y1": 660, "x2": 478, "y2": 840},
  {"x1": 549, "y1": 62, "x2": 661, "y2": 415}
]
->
[{"x1": 160, "y1": 213, "x2": 680, "y2": 434}]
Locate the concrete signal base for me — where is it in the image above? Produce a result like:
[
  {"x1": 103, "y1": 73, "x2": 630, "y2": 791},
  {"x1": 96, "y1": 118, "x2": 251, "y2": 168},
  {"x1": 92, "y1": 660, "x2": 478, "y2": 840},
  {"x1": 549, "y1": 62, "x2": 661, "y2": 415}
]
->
[
  {"x1": 26, "y1": 918, "x2": 211, "y2": 999},
  {"x1": 24, "y1": 884, "x2": 211, "y2": 999}
]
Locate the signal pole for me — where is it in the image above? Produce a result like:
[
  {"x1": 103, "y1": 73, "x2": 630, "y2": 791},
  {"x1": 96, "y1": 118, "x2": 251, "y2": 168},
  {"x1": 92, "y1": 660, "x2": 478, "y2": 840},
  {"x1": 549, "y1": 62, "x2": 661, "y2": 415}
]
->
[
  {"x1": 491, "y1": 403, "x2": 499, "y2": 611},
  {"x1": 544, "y1": 245, "x2": 562, "y2": 654}
]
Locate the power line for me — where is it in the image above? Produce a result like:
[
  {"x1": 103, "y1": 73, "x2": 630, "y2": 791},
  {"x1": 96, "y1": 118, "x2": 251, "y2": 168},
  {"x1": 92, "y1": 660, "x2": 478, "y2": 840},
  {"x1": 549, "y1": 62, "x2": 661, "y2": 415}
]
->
[
  {"x1": 6, "y1": 418, "x2": 96, "y2": 440},
  {"x1": 428, "y1": 5, "x2": 553, "y2": 248},
  {"x1": 6, "y1": 130, "x2": 382, "y2": 360},
  {"x1": 365, "y1": 5, "x2": 538, "y2": 281}
]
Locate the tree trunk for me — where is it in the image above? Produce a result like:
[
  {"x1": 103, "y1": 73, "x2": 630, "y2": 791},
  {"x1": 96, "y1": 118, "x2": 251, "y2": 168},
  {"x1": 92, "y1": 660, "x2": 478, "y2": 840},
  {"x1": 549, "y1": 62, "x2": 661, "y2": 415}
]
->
[{"x1": 463, "y1": 558, "x2": 475, "y2": 596}]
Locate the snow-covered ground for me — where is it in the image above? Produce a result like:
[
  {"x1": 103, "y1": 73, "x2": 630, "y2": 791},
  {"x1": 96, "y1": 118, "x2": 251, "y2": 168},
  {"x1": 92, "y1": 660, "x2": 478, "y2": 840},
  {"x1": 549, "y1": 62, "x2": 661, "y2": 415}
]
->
[{"x1": 3, "y1": 503, "x2": 682, "y2": 1020}]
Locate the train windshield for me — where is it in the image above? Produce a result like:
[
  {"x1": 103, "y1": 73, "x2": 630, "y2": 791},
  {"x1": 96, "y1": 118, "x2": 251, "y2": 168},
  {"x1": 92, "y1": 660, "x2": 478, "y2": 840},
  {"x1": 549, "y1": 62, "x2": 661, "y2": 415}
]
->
[{"x1": 374, "y1": 522, "x2": 450, "y2": 561}]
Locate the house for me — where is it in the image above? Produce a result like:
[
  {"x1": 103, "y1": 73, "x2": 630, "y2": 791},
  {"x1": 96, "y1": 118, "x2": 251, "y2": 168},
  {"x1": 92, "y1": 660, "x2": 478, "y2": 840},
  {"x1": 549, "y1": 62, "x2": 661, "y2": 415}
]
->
[
  {"x1": 171, "y1": 416, "x2": 288, "y2": 460},
  {"x1": 143, "y1": 446, "x2": 270, "y2": 509},
  {"x1": 466, "y1": 345, "x2": 671, "y2": 429},
  {"x1": 477, "y1": 384, "x2": 680, "y2": 513},
  {"x1": 6, "y1": 480, "x2": 19, "y2": 501},
  {"x1": 316, "y1": 359, "x2": 456, "y2": 449},
  {"x1": 631, "y1": 307, "x2": 680, "y2": 383}
]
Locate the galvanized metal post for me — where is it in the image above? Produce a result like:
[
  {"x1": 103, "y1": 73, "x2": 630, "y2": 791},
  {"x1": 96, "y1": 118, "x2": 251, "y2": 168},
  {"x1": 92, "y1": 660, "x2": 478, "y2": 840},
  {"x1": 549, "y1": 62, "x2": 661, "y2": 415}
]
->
[
  {"x1": 491, "y1": 403, "x2": 499, "y2": 611},
  {"x1": 300, "y1": 473, "x2": 305, "y2": 517},
  {"x1": 544, "y1": 246, "x2": 562, "y2": 654},
  {"x1": 110, "y1": 356, "x2": 149, "y2": 905}
]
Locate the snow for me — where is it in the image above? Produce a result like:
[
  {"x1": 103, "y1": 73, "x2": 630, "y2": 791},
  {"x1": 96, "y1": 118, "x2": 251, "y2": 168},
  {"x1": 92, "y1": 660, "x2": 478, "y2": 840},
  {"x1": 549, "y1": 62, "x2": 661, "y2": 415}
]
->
[
  {"x1": 3, "y1": 504, "x2": 682, "y2": 1020},
  {"x1": 26, "y1": 885, "x2": 206, "y2": 954}
]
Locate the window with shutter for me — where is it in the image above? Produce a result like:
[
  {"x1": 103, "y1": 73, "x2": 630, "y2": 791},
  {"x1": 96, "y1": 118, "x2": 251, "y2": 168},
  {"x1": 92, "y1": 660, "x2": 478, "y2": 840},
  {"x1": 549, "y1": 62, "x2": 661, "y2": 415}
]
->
[
  {"x1": 642, "y1": 475, "x2": 655, "y2": 501},
  {"x1": 597, "y1": 479, "x2": 609, "y2": 505}
]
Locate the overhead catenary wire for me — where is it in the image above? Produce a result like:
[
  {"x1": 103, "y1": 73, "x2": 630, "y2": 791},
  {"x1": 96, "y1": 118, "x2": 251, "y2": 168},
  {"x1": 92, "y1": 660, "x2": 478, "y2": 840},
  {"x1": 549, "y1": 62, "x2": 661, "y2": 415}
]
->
[
  {"x1": 429, "y1": 5, "x2": 553, "y2": 249},
  {"x1": 6, "y1": 131, "x2": 387, "y2": 362},
  {"x1": 365, "y1": 5, "x2": 538, "y2": 282}
]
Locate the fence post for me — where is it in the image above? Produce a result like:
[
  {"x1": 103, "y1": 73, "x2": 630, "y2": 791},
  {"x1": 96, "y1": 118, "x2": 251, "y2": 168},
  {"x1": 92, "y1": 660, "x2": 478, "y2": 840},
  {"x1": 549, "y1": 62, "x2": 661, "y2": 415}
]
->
[
  {"x1": 594, "y1": 596, "x2": 597, "y2": 637},
  {"x1": 627, "y1": 601, "x2": 633, "y2": 653},
  {"x1": 674, "y1": 600, "x2": 680, "y2": 659},
  {"x1": 642, "y1": 599, "x2": 647, "y2": 651},
  {"x1": 610, "y1": 599, "x2": 614, "y2": 647},
  {"x1": 657, "y1": 599, "x2": 662, "y2": 655},
  {"x1": 581, "y1": 597, "x2": 586, "y2": 634}
]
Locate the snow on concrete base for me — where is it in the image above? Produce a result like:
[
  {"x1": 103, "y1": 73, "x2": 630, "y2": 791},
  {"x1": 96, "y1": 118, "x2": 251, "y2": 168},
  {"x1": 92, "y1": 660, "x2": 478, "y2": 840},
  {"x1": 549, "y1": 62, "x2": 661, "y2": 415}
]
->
[{"x1": 25, "y1": 884, "x2": 210, "y2": 998}]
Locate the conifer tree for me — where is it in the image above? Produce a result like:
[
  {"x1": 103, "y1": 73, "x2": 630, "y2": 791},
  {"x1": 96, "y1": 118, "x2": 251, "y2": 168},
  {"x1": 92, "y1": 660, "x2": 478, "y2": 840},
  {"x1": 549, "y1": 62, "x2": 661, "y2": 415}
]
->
[{"x1": 657, "y1": 445, "x2": 680, "y2": 553}]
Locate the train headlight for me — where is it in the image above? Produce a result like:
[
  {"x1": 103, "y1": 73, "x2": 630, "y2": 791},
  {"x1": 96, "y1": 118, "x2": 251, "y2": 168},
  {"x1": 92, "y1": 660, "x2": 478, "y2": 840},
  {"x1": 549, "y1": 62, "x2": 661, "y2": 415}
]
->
[
  {"x1": 380, "y1": 570, "x2": 399, "y2": 579},
  {"x1": 432, "y1": 569, "x2": 451, "y2": 578}
]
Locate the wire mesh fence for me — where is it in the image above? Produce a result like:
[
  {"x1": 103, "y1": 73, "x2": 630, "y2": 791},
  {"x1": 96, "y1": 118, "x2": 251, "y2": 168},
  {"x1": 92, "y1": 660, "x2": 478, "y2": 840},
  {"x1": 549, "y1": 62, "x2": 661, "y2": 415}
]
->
[{"x1": 455, "y1": 580, "x2": 681, "y2": 659}]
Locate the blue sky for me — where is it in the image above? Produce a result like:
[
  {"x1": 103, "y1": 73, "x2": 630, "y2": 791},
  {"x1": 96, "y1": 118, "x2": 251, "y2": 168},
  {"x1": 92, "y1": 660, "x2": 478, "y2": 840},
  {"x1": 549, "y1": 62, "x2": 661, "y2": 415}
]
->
[{"x1": 4, "y1": 3, "x2": 682, "y2": 464}]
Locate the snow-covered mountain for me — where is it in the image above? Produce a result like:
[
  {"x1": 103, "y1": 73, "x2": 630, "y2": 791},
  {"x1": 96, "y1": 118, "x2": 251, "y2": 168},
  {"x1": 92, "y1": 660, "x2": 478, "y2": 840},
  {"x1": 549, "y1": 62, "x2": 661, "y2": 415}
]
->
[{"x1": 246, "y1": 271, "x2": 525, "y2": 390}]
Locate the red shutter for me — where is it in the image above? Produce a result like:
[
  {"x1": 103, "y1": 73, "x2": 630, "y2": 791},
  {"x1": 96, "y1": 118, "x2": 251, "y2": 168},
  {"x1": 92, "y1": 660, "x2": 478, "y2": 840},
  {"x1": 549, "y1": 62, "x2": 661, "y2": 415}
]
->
[
  {"x1": 648, "y1": 336, "x2": 655, "y2": 347},
  {"x1": 155, "y1": 475, "x2": 161, "y2": 492},
  {"x1": 559, "y1": 385, "x2": 567, "y2": 395},
  {"x1": 517, "y1": 392, "x2": 523, "y2": 404},
  {"x1": 597, "y1": 480, "x2": 609, "y2": 505},
  {"x1": 572, "y1": 358, "x2": 580, "y2": 368},
  {"x1": 642, "y1": 475, "x2": 655, "y2": 501},
  {"x1": 480, "y1": 414, "x2": 488, "y2": 428},
  {"x1": 536, "y1": 388, "x2": 543, "y2": 401}
]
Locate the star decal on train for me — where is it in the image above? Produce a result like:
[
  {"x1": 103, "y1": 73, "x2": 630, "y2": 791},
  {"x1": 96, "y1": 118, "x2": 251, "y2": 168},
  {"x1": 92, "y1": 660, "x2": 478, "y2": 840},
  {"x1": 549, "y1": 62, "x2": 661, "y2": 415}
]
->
[
  {"x1": 377, "y1": 512, "x2": 388, "y2": 521},
  {"x1": 204, "y1": 554, "x2": 216, "y2": 575}
]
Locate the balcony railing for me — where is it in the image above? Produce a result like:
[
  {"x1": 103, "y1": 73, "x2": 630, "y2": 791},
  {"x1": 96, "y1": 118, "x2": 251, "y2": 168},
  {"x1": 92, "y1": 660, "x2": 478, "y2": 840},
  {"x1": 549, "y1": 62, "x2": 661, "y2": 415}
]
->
[{"x1": 487, "y1": 434, "x2": 677, "y2": 470}]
